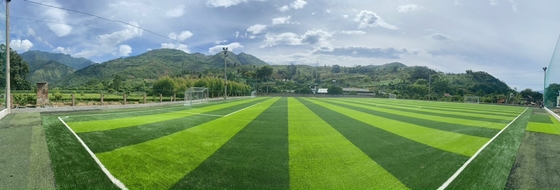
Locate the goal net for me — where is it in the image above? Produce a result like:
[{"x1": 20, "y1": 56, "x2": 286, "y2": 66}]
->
[
  {"x1": 388, "y1": 93, "x2": 397, "y2": 99},
  {"x1": 464, "y1": 96, "x2": 480, "y2": 104},
  {"x1": 185, "y1": 87, "x2": 209, "y2": 106},
  {"x1": 251, "y1": 91, "x2": 257, "y2": 98}
]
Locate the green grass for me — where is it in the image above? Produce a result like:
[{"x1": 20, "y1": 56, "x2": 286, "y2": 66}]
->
[
  {"x1": 304, "y1": 98, "x2": 489, "y2": 156},
  {"x1": 447, "y1": 108, "x2": 530, "y2": 189},
  {"x1": 95, "y1": 98, "x2": 279, "y2": 189},
  {"x1": 525, "y1": 109, "x2": 560, "y2": 134},
  {"x1": 288, "y1": 98, "x2": 406, "y2": 189},
  {"x1": 37, "y1": 97, "x2": 530, "y2": 189}
]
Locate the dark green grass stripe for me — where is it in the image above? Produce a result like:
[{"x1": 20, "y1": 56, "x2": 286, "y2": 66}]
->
[
  {"x1": 447, "y1": 108, "x2": 531, "y2": 189},
  {"x1": 64, "y1": 98, "x2": 264, "y2": 123},
  {"x1": 79, "y1": 100, "x2": 266, "y2": 153},
  {"x1": 336, "y1": 99, "x2": 512, "y2": 124},
  {"x1": 171, "y1": 98, "x2": 289, "y2": 189},
  {"x1": 297, "y1": 98, "x2": 468, "y2": 189},
  {"x1": 41, "y1": 115, "x2": 119, "y2": 189},
  {"x1": 314, "y1": 99, "x2": 499, "y2": 138},
  {"x1": 528, "y1": 109, "x2": 554, "y2": 124},
  {"x1": 368, "y1": 99, "x2": 523, "y2": 114},
  {"x1": 351, "y1": 100, "x2": 521, "y2": 118}
]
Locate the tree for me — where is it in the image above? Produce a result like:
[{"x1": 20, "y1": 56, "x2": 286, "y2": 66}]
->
[
  {"x1": 332, "y1": 64, "x2": 341, "y2": 73},
  {"x1": 256, "y1": 65, "x2": 273, "y2": 81},
  {"x1": 152, "y1": 76, "x2": 176, "y2": 96},
  {"x1": 327, "y1": 85, "x2": 343, "y2": 94},
  {"x1": 286, "y1": 63, "x2": 297, "y2": 79},
  {"x1": 0, "y1": 44, "x2": 31, "y2": 90},
  {"x1": 544, "y1": 83, "x2": 560, "y2": 106}
]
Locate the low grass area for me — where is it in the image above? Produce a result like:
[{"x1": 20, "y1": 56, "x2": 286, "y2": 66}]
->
[{"x1": 525, "y1": 108, "x2": 560, "y2": 135}]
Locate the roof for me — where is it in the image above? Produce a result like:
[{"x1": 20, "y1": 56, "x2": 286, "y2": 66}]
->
[
  {"x1": 343, "y1": 88, "x2": 370, "y2": 92},
  {"x1": 317, "y1": 88, "x2": 328, "y2": 93}
]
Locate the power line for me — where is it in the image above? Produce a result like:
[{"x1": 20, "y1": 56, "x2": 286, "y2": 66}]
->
[{"x1": 21, "y1": 0, "x2": 208, "y2": 52}]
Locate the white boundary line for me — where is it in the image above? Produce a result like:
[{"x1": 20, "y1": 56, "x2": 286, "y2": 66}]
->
[
  {"x1": 184, "y1": 112, "x2": 223, "y2": 117},
  {"x1": 544, "y1": 107, "x2": 560, "y2": 122},
  {"x1": 223, "y1": 102, "x2": 263, "y2": 117},
  {"x1": 58, "y1": 117, "x2": 128, "y2": 190},
  {"x1": 437, "y1": 107, "x2": 529, "y2": 190}
]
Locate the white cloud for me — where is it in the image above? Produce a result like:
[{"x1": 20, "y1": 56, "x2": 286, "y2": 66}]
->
[
  {"x1": 10, "y1": 39, "x2": 33, "y2": 52},
  {"x1": 429, "y1": 33, "x2": 452, "y2": 41},
  {"x1": 169, "y1": 30, "x2": 193, "y2": 41},
  {"x1": 290, "y1": 0, "x2": 307, "y2": 9},
  {"x1": 339, "y1": 30, "x2": 366, "y2": 35},
  {"x1": 73, "y1": 50, "x2": 97, "y2": 59},
  {"x1": 207, "y1": 0, "x2": 258, "y2": 8},
  {"x1": 164, "y1": 5, "x2": 185, "y2": 18},
  {"x1": 117, "y1": 45, "x2": 132, "y2": 56},
  {"x1": 272, "y1": 16, "x2": 292, "y2": 25},
  {"x1": 41, "y1": 1, "x2": 72, "y2": 37},
  {"x1": 215, "y1": 39, "x2": 228, "y2": 44},
  {"x1": 247, "y1": 24, "x2": 267, "y2": 35},
  {"x1": 98, "y1": 21, "x2": 143, "y2": 47},
  {"x1": 490, "y1": 0, "x2": 498, "y2": 6},
  {"x1": 54, "y1": 46, "x2": 71, "y2": 54},
  {"x1": 397, "y1": 4, "x2": 424, "y2": 13},
  {"x1": 510, "y1": 0, "x2": 517, "y2": 12},
  {"x1": 262, "y1": 29, "x2": 333, "y2": 48},
  {"x1": 235, "y1": 31, "x2": 240, "y2": 38},
  {"x1": 161, "y1": 43, "x2": 190, "y2": 53},
  {"x1": 354, "y1": 10, "x2": 398, "y2": 30},
  {"x1": 278, "y1": 5, "x2": 289, "y2": 12},
  {"x1": 209, "y1": 42, "x2": 244, "y2": 54},
  {"x1": 343, "y1": 15, "x2": 349, "y2": 18}
]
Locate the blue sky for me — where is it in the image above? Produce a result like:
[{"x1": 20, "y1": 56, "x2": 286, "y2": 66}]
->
[{"x1": 0, "y1": 0, "x2": 559, "y2": 91}]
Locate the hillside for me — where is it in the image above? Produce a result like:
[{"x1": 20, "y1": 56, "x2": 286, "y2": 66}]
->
[
  {"x1": 21, "y1": 50, "x2": 96, "y2": 70},
  {"x1": 54, "y1": 49, "x2": 270, "y2": 88},
  {"x1": 27, "y1": 60, "x2": 75, "y2": 84}
]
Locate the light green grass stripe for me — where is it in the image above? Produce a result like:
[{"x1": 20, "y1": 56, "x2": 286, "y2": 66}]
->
[
  {"x1": 526, "y1": 115, "x2": 560, "y2": 135},
  {"x1": 69, "y1": 98, "x2": 265, "y2": 133},
  {"x1": 305, "y1": 98, "x2": 488, "y2": 156},
  {"x1": 95, "y1": 98, "x2": 279, "y2": 189},
  {"x1": 324, "y1": 99, "x2": 507, "y2": 129},
  {"x1": 340, "y1": 99, "x2": 519, "y2": 121},
  {"x1": 357, "y1": 99, "x2": 524, "y2": 114},
  {"x1": 288, "y1": 98, "x2": 407, "y2": 189}
]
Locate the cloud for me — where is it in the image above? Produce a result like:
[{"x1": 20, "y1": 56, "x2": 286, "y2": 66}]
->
[
  {"x1": 262, "y1": 29, "x2": 332, "y2": 48},
  {"x1": 206, "y1": 0, "x2": 257, "y2": 8},
  {"x1": 278, "y1": 0, "x2": 307, "y2": 12},
  {"x1": 161, "y1": 43, "x2": 190, "y2": 53},
  {"x1": 10, "y1": 39, "x2": 33, "y2": 52},
  {"x1": 208, "y1": 42, "x2": 244, "y2": 54},
  {"x1": 98, "y1": 21, "x2": 143, "y2": 47},
  {"x1": 314, "y1": 46, "x2": 409, "y2": 59},
  {"x1": 429, "y1": 33, "x2": 452, "y2": 41},
  {"x1": 41, "y1": 1, "x2": 72, "y2": 37},
  {"x1": 272, "y1": 16, "x2": 292, "y2": 25},
  {"x1": 117, "y1": 45, "x2": 132, "y2": 56},
  {"x1": 247, "y1": 24, "x2": 267, "y2": 35},
  {"x1": 164, "y1": 5, "x2": 185, "y2": 18},
  {"x1": 169, "y1": 30, "x2": 194, "y2": 41},
  {"x1": 354, "y1": 10, "x2": 398, "y2": 30},
  {"x1": 215, "y1": 39, "x2": 228, "y2": 44},
  {"x1": 54, "y1": 46, "x2": 71, "y2": 54},
  {"x1": 339, "y1": 30, "x2": 366, "y2": 35},
  {"x1": 290, "y1": 0, "x2": 307, "y2": 9},
  {"x1": 490, "y1": 0, "x2": 498, "y2": 5},
  {"x1": 397, "y1": 4, "x2": 424, "y2": 13},
  {"x1": 509, "y1": 0, "x2": 517, "y2": 12}
]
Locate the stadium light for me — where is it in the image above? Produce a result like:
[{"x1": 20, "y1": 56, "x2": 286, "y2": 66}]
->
[{"x1": 223, "y1": 47, "x2": 228, "y2": 99}]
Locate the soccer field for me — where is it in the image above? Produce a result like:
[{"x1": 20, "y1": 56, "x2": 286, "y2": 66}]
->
[{"x1": 44, "y1": 97, "x2": 530, "y2": 189}]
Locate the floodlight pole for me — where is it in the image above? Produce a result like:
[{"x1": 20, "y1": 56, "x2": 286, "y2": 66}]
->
[
  {"x1": 223, "y1": 47, "x2": 228, "y2": 99},
  {"x1": 543, "y1": 67, "x2": 547, "y2": 107},
  {"x1": 5, "y1": 0, "x2": 11, "y2": 113}
]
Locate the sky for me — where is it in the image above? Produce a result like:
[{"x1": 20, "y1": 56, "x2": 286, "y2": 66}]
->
[{"x1": 0, "y1": 0, "x2": 559, "y2": 91}]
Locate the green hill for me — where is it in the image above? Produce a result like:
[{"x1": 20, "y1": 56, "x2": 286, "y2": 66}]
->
[
  {"x1": 21, "y1": 50, "x2": 96, "y2": 70},
  {"x1": 27, "y1": 60, "x2": 75, "y2": 84}
]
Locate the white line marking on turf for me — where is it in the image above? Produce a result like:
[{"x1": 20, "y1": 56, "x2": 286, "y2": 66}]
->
[
  {"x1": 58, "y1": 117, "x2": 128, "y2": 190},
  {"x1": 437, "y1": 107, "x2": 529, "y2": 190},
  {"x1": 223, "y1": 102, "x2": 263, "y2": 117},
  {"x1": 184, "y1": 112, "x2": 223, "y2": 117}
]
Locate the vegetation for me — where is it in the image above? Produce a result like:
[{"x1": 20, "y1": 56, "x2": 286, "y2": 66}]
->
[
  {"x1": 0, "y1": 44, "x2": 32, "y2": 90},
  {"x1": 21, "y1": 50, "x2": 96, "y2": 70}
]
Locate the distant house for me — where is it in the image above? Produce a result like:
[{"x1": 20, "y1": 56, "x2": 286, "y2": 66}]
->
[
  {"x1": 342, "y1": 88, "x2": 370, "y2": 93},
  {"x1": 317, "y1": 88, "x2": 328, "y2": 94}
]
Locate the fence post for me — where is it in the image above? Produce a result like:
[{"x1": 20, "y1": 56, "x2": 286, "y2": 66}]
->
[
  {"x1": 10, "y1": 94, "x2": 13, "y2": 109},
  {"x1": 100, "y1": 93, "x2": 104, "y2": 105},
  {"x1": 72, "y1": 94, "x2": 75, "y2": 106},
  {"x1": 123, "y1": 93, "x2": 127, "y2": 105},
  {"x1": 143, "y1": 93, "x2": 146, "y2": 104},
  {"x1": 159, "y1": 94, "x2": 162, "y2": 103},
  {"x1": 173, "y1": 93, "x2": 176, "y2": 102}
]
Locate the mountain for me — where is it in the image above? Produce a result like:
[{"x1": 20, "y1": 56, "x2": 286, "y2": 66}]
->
[
  {"x1": 21, "y1": 50, "x2": 96, "y2": 70},
  {"x1": 27, "y1": 60, "x2": 75, "y2": 84},
  {"x1": 55, "y1": 48, "x2": 270, "y2": 87}
]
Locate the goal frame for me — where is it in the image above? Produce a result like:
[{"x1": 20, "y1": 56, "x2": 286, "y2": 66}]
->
[
  {"x1": 251, "y1": 91, "x2": 257, "y2": 98},
  {"x1": 388, "y1": 93, "x2": 397, "y2": 99},
  {"x1": 464, "y1": 96, "x2": 480, "y2": 104},
  {"x1": 184, "y1": 87, "x2": 209, "y2": 106}
]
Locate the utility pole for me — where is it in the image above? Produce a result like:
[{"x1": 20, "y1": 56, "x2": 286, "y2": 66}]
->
[
  {"x1": 5, "y1": 0, "x2": 11, "y2": 113},
  {"x1": 223, "y1": 47, "x2": 228, "y2": 99},
  {"x1": 428, "y1": 74, "x2": 431, "y2": 101},
  {"x1": 543, "y1": 67, "x2": 547, "y2": 107}
]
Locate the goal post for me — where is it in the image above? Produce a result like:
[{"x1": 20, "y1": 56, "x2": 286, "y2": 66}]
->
[
  {"x1": 464, "y1": 96, "x2": 480, "y2": 104},
  {"x1": 185, "y1": 87, "x2": 209, "y2": 106},
  {"x1": 251, "y1": 91, "x2": 256, "y2": 98},
  {"x1": 389, "y1": 93, "x2": 397, "y2": 99}
]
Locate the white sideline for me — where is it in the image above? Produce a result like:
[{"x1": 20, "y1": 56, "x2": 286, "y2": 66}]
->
[
  {"x1": 184, "y1": 112, "x2": 223, "y2": 117},
  {"x1": 223, "y1": 102, "x2": 262, "y2": 117},
  {"x1": 437, "y1": 107, "x2": 529, "y2": 190},
  {"x1": 58, "y1": 117, "x2": 128, "y2": 190}
]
